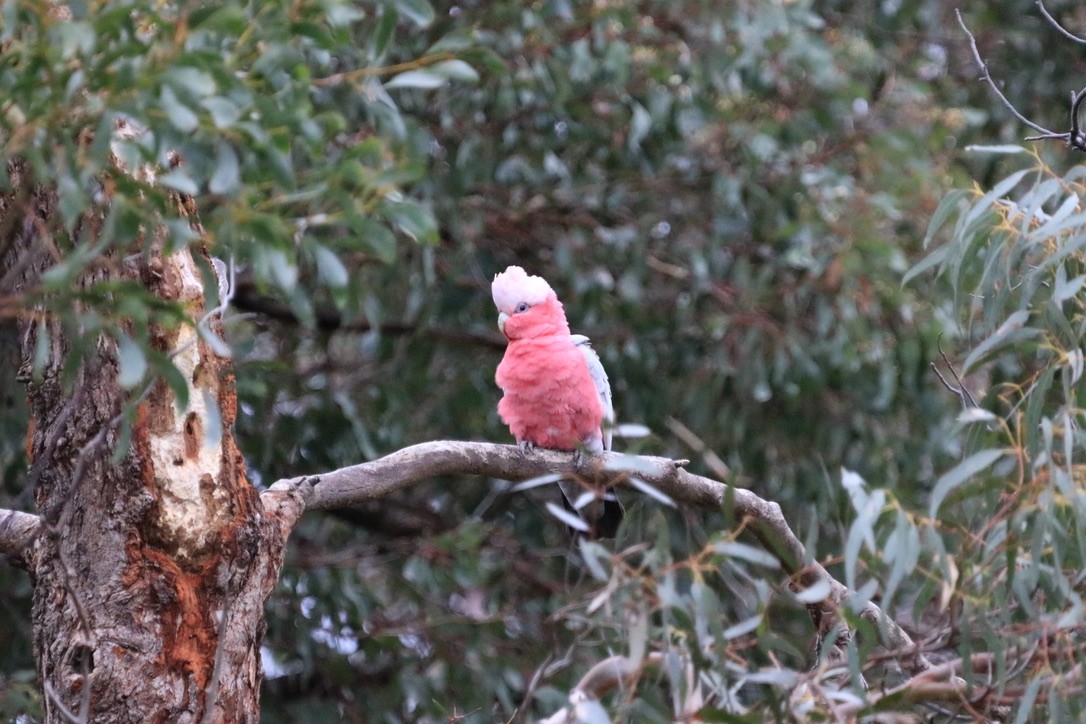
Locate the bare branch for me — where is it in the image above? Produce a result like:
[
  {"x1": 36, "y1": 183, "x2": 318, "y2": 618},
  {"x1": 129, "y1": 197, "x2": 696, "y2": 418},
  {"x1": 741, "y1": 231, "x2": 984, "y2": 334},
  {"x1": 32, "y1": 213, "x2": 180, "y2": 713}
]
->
[
  {"x1": 262, "y1": 440, "x2": 931, "y2": 671},
  {"x1": 956, "y1": 10, "x2": 1058, "y2": 137},
  {"x1": 232, "y1": 281, "x2": 505, "y2": 350},
  {"x1": 0, "y1": 508, "x2": 42, "y2": 570},
  {"x1": 1037, "y1": 1, "x2": 1086, "y2": 44},
  {"x1": 931, "y1": 338, "x2": 978, "y2": 410},
  {"x1": 958, "y1": 8, "x2": 1086, "y2": 152}
]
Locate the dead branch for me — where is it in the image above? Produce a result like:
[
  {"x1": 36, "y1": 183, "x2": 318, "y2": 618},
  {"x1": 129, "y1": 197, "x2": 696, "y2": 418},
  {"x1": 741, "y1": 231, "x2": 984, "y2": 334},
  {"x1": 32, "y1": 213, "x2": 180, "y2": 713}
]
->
[
  {"x1": 957, "y1": 8, "x2": 1086, "y2": 152},
  {"x1": 1037, "y1": 1, "x2": 1086, "y2": 44}
]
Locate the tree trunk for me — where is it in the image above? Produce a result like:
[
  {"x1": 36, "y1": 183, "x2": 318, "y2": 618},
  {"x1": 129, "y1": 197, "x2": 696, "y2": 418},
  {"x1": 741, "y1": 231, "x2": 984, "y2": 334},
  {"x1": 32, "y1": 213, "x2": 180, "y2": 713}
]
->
[{"x1": 2, "y1": 164, "x2": 292, "y2": 722}]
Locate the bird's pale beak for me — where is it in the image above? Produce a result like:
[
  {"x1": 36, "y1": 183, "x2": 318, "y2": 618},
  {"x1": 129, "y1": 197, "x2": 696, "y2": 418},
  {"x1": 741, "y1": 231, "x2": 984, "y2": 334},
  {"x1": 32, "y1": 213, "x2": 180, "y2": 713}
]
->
[{"x1": 497, "y1": 312, "x2": 509, "y2": 336}]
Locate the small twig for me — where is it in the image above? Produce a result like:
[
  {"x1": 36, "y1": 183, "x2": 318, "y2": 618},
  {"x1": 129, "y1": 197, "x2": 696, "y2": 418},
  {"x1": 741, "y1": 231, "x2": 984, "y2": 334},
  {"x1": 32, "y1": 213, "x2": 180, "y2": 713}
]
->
[
  {"x1": 1037, "y1": 1, "x2": 1086, "y2": 44},
  {"x1": 313, "y1": 52, "x2": 456, "y2": 88},
  {"x1": 956, "y1": 10, "x2": 1059, "y2": 137},
  {"x1": 958, "y1": 8, "x2": 1086, "y2": 151},
  {"x1": 930, "y1": 338, "x2": 977, "y2": 410},
  {"x1": 43, "y1": 679, "x2": 83, "y2": 724}
]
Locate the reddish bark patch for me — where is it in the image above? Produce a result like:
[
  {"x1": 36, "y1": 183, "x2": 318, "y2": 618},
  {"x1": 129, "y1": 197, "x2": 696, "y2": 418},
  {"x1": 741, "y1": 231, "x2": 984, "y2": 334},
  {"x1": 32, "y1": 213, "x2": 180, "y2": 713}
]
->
[
  {"x1": 127, "y1": 540, "x2": 218, "y2": 690},
  {"x1": 25, "y1": 411, "x2": 34, "y2": 461}
]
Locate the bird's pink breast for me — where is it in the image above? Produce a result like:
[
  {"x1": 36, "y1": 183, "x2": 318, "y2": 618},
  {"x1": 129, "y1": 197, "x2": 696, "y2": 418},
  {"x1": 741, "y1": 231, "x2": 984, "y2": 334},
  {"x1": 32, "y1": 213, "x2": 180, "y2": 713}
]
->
[{"x1": 496, "y1": 336, "x2": 604, "y2": 450}]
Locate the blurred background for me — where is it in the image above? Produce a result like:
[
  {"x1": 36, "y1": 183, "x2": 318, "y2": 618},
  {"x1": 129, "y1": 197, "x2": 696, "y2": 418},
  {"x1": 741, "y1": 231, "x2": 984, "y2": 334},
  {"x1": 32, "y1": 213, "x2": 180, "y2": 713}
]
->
[{"x1": 3, "y1": 0, "x2": 1085, "y2": 720}]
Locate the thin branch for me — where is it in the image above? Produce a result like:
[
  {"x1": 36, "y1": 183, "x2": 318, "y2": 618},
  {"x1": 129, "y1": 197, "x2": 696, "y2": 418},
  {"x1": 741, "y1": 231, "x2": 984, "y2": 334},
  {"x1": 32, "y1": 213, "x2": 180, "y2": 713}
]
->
[
  {"x1": 313, "y1": 52, "x2": 456, "y2": 88},
  {"x1": 232, "y1": 283, "x2": 505, "y2": 350},
  {"x1": 956, "y1": 9, "x2": 1057, "y2": 137},
  {"x1": 1037, "y1": 1, "x2": 1086, "y2": 44},
  {"x1": 931, "y1": 338, "x2": 977, "y2": 410},
  {"x1": 263, "y1": 440, "x2": 931, "y2": 672},
  {"x1": 957, "y1": 8, "x2": 1086, "y2": 151},
  {"x1": 43, "y1": 679, "x2": 84, "y2": 724}
]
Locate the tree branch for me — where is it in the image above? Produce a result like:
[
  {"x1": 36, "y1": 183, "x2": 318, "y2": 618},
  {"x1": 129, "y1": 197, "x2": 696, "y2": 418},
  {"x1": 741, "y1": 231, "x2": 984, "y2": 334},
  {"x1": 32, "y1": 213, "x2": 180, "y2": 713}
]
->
[
  {"x1": 0, "y1": 508, "x2": 42, "y2": 571},
  {"x1": 957, "y1": 9, "x2": 1086, "y2": 151},
  {"x1": 262, "y1": 440, "x2": 930, "y2": 670},
  {"x1": 1037, "y1": 1, "x2": 1086, "y2": 44},
  {"x1": 232, "y1": 282, "x2": 505, "y2": 350}
]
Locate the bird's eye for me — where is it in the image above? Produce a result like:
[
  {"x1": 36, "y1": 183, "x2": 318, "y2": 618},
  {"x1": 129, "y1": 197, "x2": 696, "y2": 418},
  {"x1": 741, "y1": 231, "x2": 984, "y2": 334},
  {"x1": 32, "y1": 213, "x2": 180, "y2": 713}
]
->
[{"x1": 515, "y1": 302, "x2": 529, "y2": 313}]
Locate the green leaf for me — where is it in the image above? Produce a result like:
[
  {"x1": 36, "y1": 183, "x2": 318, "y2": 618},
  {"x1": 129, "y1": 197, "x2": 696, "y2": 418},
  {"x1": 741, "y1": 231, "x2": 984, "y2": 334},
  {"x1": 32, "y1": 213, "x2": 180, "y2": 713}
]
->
[
  {"x1": 57, "y1": 173, "x2": 85, "y2": 230},
  {"x1": 166, "y1": 66, "x2": 217, "y2": 97},
  {"x1": 116, "y1": 333, "x2": 147, "y2": 389},
  {"x1": 197, "y1": 325, "x2": 232, "y2": 358},
  {"x1": 313, "y1": 245, "x2": 349, "y2": 288},
  {"x1": 393, "y1": 0, "x2": 434, "y2": 28},
  {"x1": 381, "y1": 197, "x2": 438, "y2": 244},
  {"x1": 578, "y1": 539, "x2": 610, "y2": 582},
  {"x1": 961, "y1": 310, "x2": 1040, "y2": 375},
  {"x1": 459, "y1": 47, "x2": 506, "y2": 74},
  {"x1": 901, "y1": 244, "x2": 949, "y2": 286},
  {"x1": 922, "y1": 189, "x2": 969, "y2": 249},
  {"x1": 427, "y1": 28, "x2": 475, "y2": 54},
  {"x1": 160, "y1": 85, "x2": 199, "y2": 133},
  {"x1": 202, "y1": 97, "x2": 242, "y2": 128},
  {"x1": 190, "y1": 6, "x2": 246, "y2": 32},
  {"x1": 160, "y1": 169, "x2": 199, "y2": 196},
  {"x1": 963, "y1": 168, "x2": 1030, "y2": 228},
  {"x1": 430, "y1": 59, "x2": 480, "y2": 82},
  {"x1": 384, "y1": 69, "x2": 447, "y2": 90},
  {"x1": 794, "y1": 576, "x2": 831, "y2": 604},
  {"x1": 349, "y1": 216, "x2": 398, "y2": 263},
  {"x1": 165, "y1": 219, "x2": 201, "y2": 251},
  {"x1": 209, "y1": 141, "x2": 240, "y2": 195},
  {"x1": 929, "y1": 448, "x2": 1006, "y2": 517},
  {"x1": 32, "y1": 319, "x2": 50, "y2": 381},
  {"x1": 53, "y1": 20, "x2": 95, "y2": 59},
  {"x1": 628, "y1": 101, "x2": 651, "y2": 150},
  {"x1": 371, "y1": 7, "x2": 398, "y2": 59},
  {"x1": 714, "y1": 541, "x2": 779, "y2": 568},
  {"x1": 150, "y1": 352, "x2": 190, "y2": 412}
]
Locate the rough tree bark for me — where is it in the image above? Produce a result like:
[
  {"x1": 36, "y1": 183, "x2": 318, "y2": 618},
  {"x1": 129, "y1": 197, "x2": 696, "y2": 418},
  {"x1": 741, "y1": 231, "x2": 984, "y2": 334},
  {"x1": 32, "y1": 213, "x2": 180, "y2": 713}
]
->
[{"x1": 0, "y1": 162, "x2": 295, "y2": 722}]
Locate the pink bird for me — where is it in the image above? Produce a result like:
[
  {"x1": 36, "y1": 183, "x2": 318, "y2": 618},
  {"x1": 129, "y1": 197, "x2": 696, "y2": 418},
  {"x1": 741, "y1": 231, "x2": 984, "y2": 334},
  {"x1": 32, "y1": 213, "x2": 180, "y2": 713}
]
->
[{"x1": 492, "y1": 265, "x2": 623, "y2": 538}]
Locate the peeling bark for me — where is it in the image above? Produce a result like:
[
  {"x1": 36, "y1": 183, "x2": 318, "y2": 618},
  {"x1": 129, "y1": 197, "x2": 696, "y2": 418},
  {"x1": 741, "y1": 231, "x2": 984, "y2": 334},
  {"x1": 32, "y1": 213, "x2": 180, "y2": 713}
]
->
[{"x1": 1, "y1": 163, "x2": 289, "y2": 722}]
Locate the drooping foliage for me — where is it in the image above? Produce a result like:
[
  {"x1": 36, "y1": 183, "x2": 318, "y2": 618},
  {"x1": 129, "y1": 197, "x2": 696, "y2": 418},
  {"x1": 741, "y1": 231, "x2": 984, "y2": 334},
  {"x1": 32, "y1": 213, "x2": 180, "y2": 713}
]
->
[{"x1": 3, "y1": 0, "x2": 1086, "y2": 720}]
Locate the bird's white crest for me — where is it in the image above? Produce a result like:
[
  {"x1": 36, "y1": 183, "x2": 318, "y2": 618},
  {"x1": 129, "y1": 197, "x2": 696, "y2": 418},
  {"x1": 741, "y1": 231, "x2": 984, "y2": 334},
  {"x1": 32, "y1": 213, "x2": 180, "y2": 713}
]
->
[{"x1": 492, "y1": 265, "x2": 554, "y2": 312}]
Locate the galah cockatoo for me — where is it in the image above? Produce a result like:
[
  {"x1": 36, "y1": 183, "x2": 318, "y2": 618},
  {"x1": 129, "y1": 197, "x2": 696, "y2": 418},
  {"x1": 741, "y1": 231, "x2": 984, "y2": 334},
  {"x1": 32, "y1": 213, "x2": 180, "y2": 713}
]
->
[{"x1": 491, "y1": 265, "x2": 624, "y2": 538}]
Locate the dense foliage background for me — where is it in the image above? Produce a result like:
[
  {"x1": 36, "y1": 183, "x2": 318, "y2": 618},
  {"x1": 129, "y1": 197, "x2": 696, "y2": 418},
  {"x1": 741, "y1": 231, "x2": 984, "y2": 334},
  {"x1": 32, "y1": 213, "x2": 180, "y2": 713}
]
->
[{"x1": 3, "y1": 0, "x2": 1086, "y2": 720}]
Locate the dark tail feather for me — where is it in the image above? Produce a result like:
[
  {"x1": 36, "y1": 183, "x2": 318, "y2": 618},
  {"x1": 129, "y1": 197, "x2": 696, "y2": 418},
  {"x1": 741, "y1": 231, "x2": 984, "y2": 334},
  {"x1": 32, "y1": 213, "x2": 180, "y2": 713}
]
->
[
  {"x1": 560, "y1": 492, "x2": 624, "y2": 540},
  {"x1": 593, "y1": 497, "x2": 625, "y2": 539}
]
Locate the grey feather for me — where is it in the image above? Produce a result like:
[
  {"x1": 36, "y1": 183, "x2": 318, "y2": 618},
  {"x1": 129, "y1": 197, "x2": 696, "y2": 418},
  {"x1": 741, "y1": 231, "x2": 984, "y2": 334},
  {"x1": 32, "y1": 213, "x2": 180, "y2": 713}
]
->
[
  {"x1": 571, "y1": 334, "x2": 613, "y2": 451},
  {"x1": 557, "y1": 334, "x2": 623, "y2": 538}
]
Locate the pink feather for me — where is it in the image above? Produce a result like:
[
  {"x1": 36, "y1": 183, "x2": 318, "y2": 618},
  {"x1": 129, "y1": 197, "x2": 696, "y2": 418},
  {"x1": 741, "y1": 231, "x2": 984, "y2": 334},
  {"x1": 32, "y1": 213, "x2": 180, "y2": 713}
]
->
[{"x1": 492, "y1": 270, "x2": 604, "y2": 450}]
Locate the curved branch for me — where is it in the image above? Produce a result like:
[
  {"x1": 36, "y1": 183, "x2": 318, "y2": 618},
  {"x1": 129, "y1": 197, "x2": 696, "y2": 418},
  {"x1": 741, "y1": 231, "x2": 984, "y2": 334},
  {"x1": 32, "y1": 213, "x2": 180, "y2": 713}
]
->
[
  {"x1": 957, "y1": 9, "x2": 1086, "y2": 151},
  {"x1": 0, "y1": 508, "x2": 41, "y2": 571},
  {"x1": 262, "y1": 440, "x2": 930, "y2": 671},
  {"x1": 956, "y1": 10, "x2": 1058, "y2": 138},
  {"x1": 1037, "y1": 0, "x2": 1086, "y2": 44}
]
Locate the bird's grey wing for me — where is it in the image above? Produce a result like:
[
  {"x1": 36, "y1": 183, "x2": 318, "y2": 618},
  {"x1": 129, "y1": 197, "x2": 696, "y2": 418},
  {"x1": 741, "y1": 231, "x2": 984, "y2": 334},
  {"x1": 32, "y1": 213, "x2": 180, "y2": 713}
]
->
[{"x1": 572, "y1": 334, "x2": 613, "y2": 451}]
